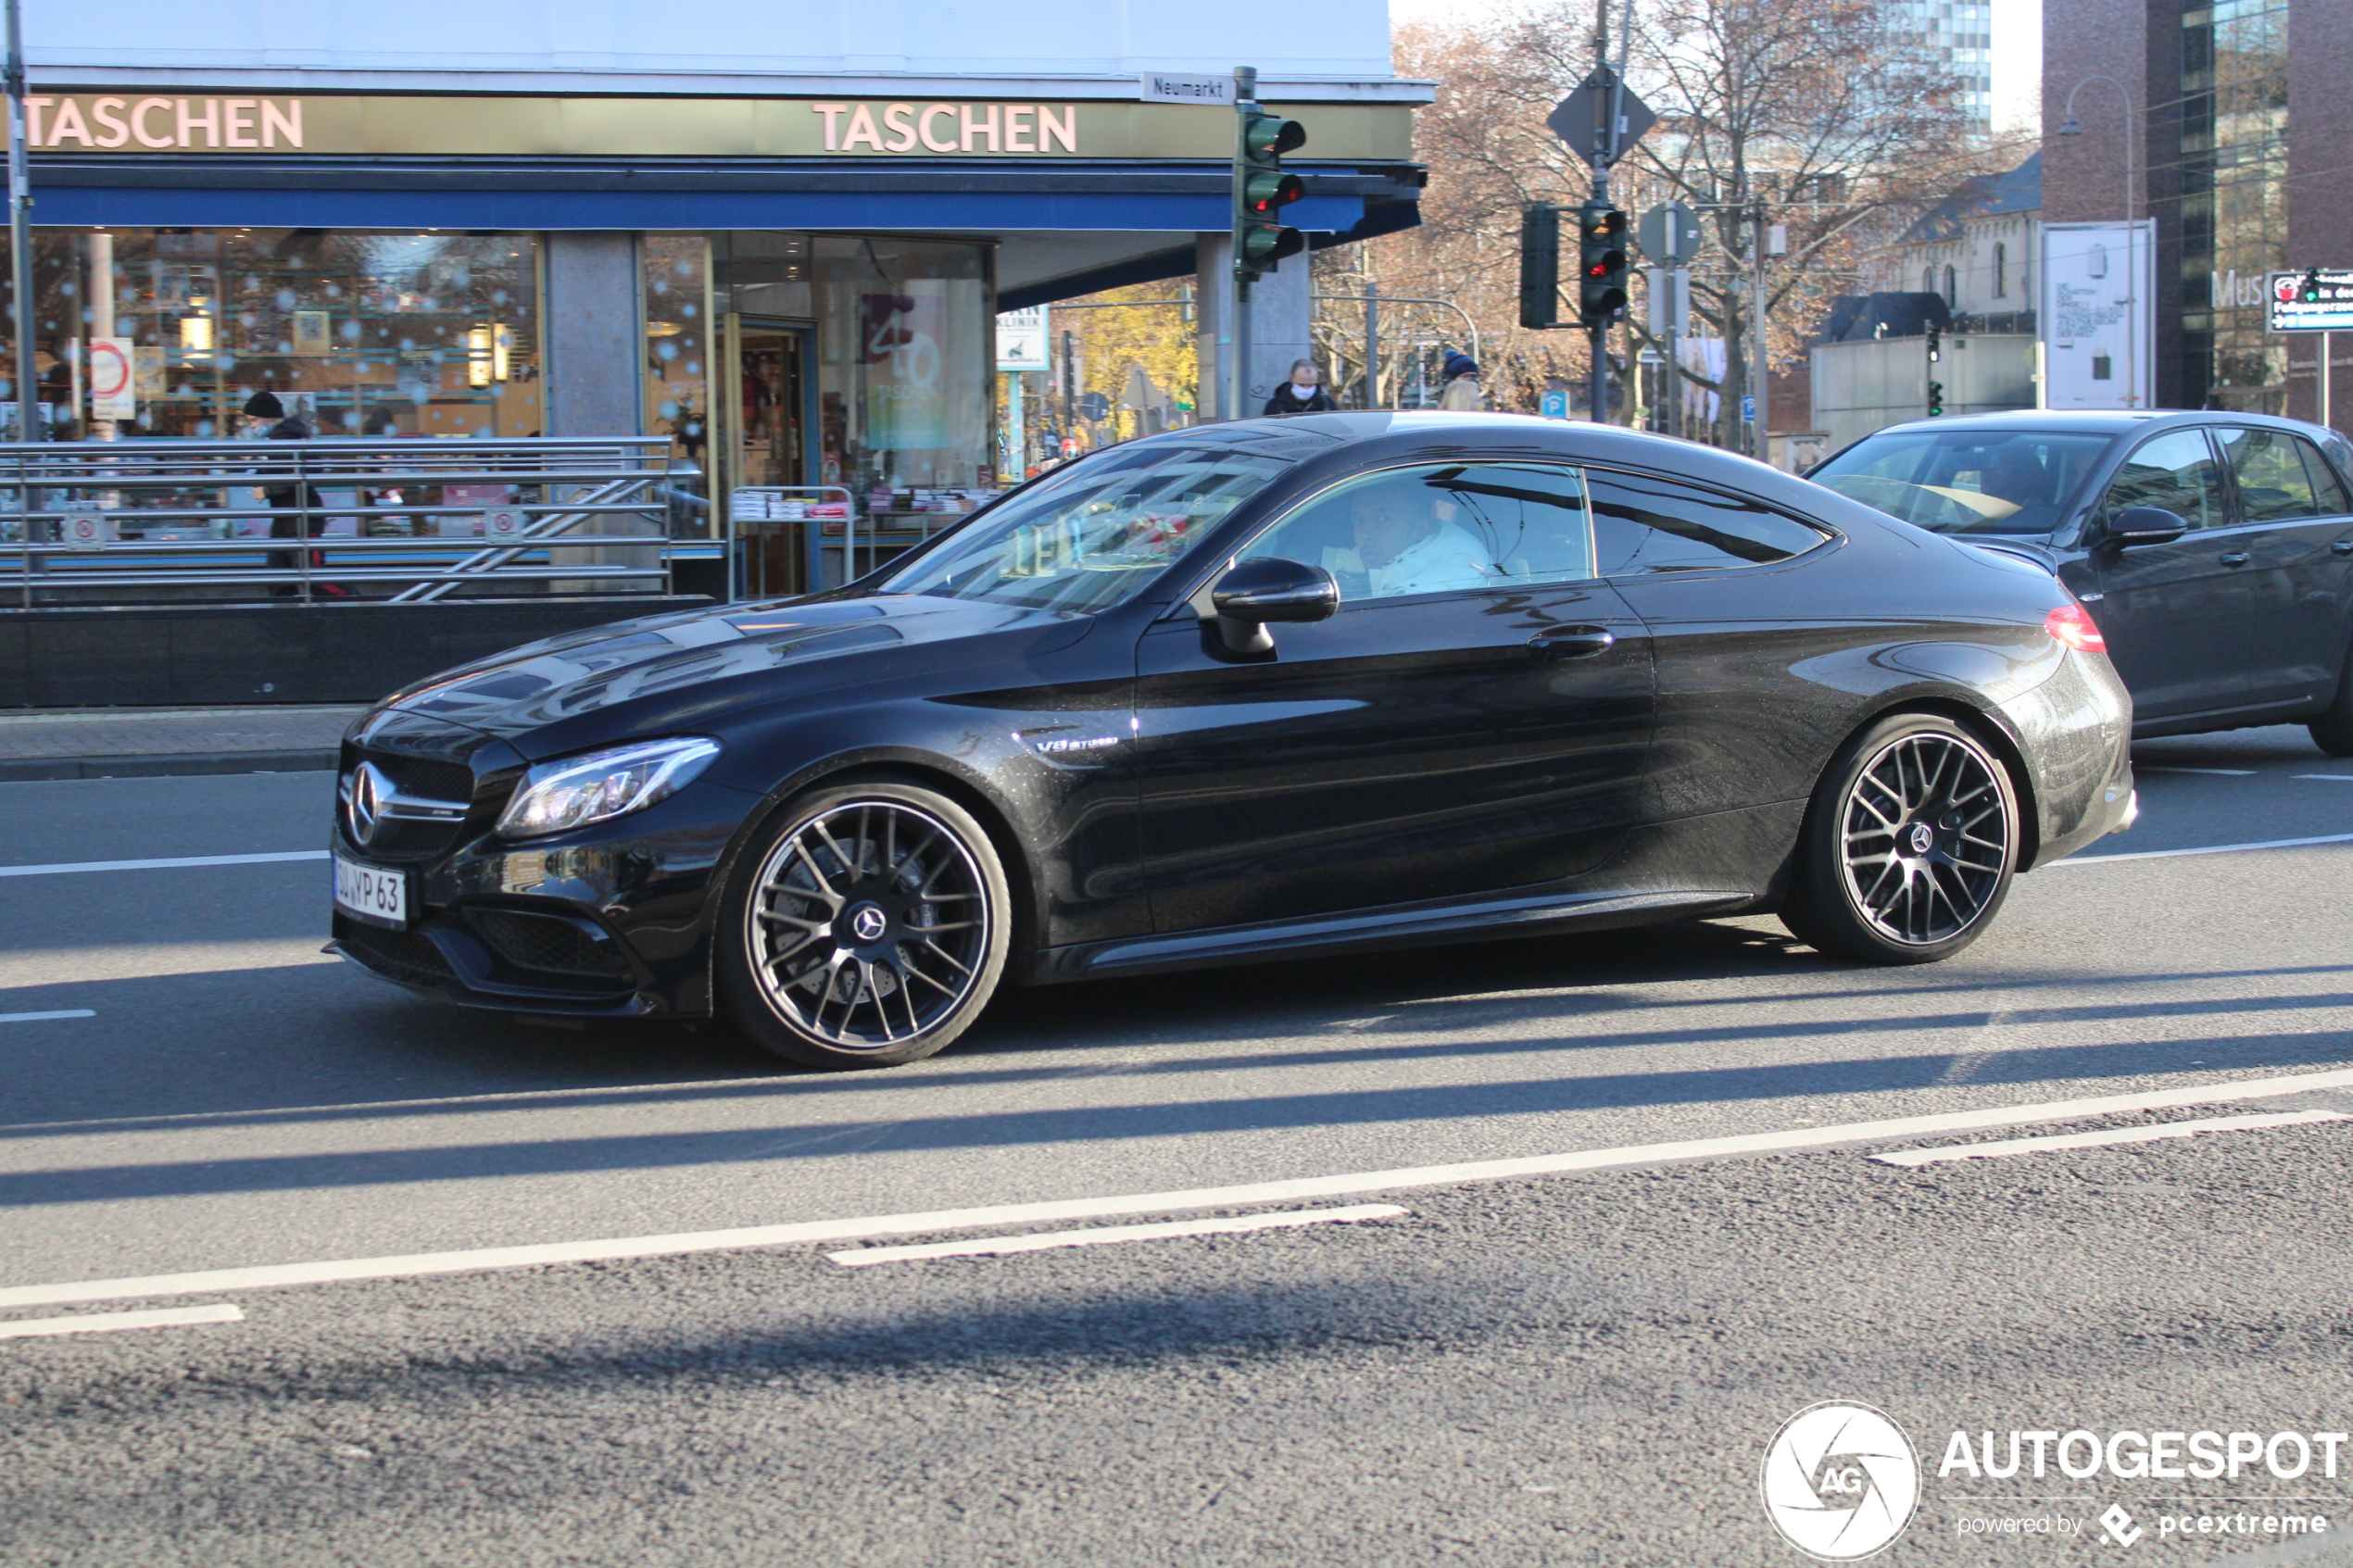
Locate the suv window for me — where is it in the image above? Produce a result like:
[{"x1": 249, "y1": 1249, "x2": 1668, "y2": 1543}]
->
[
  {"x1": 1588, "y1": 470, "x2": 1828, "y2": 574},
  {"x1": 2295, "y1": 435, "x2": 2353, "y2": 514},
  {"x1": 2219, "y1": 427, "x2": 2326, "y2": 521},
  {"x1": 1241, "y1": 462, "x2": 1593, "y2": 604},
  {"x1": 2101, "y1": 430, "x2": 2228, "y2": 530}
]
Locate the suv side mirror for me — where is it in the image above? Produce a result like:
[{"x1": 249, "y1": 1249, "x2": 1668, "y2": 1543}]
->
[
  {"x1": 1208, "y1": 557, "x2": 1339, "y2": 654},
  {"x1": 2103, "y1": 506, "x2": 2189, "y2": 547}
]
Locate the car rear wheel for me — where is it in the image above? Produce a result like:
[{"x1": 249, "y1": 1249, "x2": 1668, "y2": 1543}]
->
[
  {"x1": 1781, "y1": 713, "x2": 2020, "y2": 965},
  {"x1": 719, "y1": 781, "x2": 1011, "y2": 1069}
]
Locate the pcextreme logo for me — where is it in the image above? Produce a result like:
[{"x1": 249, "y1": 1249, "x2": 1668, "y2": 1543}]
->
[{"x1": 1763, "y1": 1401, "x2": 1922, "y2": 1561}]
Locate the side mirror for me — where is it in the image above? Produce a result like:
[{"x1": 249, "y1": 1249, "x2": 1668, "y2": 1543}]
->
[
  {"x1": 1208, "y1": 557, "x2": 1339, "y2": 654},
  {"x1": 2103, "y1": 506, "x2": 2188, "y2": 547}
]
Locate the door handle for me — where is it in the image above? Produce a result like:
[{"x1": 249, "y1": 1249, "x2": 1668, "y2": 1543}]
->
[
  {"x1": 2219, "y1": 551, "x2": 2251, "y2": 567},
  {"x1": 1529, "y1": 625, "x2": 1617, "y2": 659},
  {"x1": 2332, "y1": 541, "x2": 2353, "y2": 556}
]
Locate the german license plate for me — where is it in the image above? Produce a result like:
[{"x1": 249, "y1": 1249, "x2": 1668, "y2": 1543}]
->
[{"x1": 333, "y1": 854, "x2": 409, "y2": 928}]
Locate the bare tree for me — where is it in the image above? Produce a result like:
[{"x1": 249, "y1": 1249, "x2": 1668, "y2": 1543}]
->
[{"x1": 1373, "y1": 2, "x2": 2020, "y2": 441}]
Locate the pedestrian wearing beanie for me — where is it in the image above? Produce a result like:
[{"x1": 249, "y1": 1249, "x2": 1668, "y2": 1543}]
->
[{"x1": 1438, "y1": 351, "x2": 1485, "y2": 411}]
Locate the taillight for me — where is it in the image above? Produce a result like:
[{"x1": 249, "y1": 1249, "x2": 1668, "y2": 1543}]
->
[{"x1": 2045, "y1": 603, "x2": 2107, "y2": 653}]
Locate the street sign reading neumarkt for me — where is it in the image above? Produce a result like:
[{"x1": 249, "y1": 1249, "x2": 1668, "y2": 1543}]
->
[{"x1": 2268, "y1": 270, "x2": 2353, "y2": 332}]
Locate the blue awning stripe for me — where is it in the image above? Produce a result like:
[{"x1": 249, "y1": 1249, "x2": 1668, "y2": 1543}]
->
[{"x1": 27, "y1": 186, "x2": 1369, "y2": 232}]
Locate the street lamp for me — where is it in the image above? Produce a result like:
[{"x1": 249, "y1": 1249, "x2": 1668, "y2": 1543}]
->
[{"x1": 2056, "y1": 75, "x2": 2137, "y2": 221}]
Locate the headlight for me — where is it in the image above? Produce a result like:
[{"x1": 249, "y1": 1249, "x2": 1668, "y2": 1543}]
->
[{"x1": 497, "y1": 737, "x2": 722, "y2": 839}]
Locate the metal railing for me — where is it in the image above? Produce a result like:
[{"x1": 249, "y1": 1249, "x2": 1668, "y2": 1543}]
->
[{"x1": 0, "y1": 436, "x2": 698, "y2": 608}]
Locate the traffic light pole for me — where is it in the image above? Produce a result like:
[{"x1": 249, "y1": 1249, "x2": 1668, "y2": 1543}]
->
[
  {"x1": 1589, "y1": 165, "x2": 1610, "y2": 426},
  {"x1": 1229, "y1": 67, "x2": 1257, "y2": 423}
]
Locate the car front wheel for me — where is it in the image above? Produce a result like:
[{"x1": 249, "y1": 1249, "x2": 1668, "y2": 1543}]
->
[
  {"x1": 2309, "y1": 646, "x2": 2353, "y2": 757},
  {"x1": 719, "y1": 780, "x2": 1012, "y2": 1069},
  {"x1": 1781, "y1": 712, "x2": 2020, "y2": 965}
]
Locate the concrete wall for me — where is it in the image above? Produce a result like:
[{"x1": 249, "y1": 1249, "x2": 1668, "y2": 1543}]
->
[
  {"x1": 1191, "y1": 235, "x2": 1315, "y2": 420},
  {"x1": 1812, "y1": 334, "x2": 2036, "y2": 451},
  {"x1": 544, "y1": 232, "x2": 642, "y2": 439}
]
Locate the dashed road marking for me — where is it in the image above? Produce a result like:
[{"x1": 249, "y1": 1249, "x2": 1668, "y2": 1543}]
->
[
  {"x1": 825, "y1": 1204, "x2": 1408, "y2": 1266},
  {"x1": 0, "y1": 1303, "x2": 244, "y2": 1340},
  {"x1": 6, "y1": 1064, "x2": 2353, "y2": 1313},
  {"x1": 0, "y1": 851, "x2": 329, "y2": 878},
  {"x1": 2140, "y1": 766, "x2": 2257, "y2": 776},
  {"x1": 2062, "y1": 831, "x2": 2353, "y2": 865},
  {"x1": 0, "y1": 1010, "x2": 94, "y2": 1025},
  {"x1": 1869, "y1": 1109, "x2": 2348, "y2": 1167},
  {"x1": 2293, "y1": 774, "x2": 2353, "y2": 783}
]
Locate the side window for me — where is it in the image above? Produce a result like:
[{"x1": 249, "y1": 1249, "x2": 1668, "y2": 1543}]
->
[
  {"x1": 1588, "y1": 470, "x2": 1828, "y2": 575},
  {"x1": 1240, "y1": 462, "x2": 1592, "y2": 604},
  {"x1": 2293, "y1": 435, "x2": 2353, "y2": 515},
  {"x1": 2101, "y1": 430, "x2": 2228, "y2": 529},
  {"x1": 2218, "y1": 426, "x2": 2323, "y2": 522}
]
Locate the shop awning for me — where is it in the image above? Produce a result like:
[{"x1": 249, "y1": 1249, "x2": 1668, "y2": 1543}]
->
[{"x1": 28, "y1": 156, "x2": 1421, "y2": 247}]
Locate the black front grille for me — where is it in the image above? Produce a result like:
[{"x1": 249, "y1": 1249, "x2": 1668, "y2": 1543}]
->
[
  {"x1": 344, "y1": 746, "x2": 483, "y2": 864},
  {"x1": 373, "y1": 753, "x2": 476, "y2": 801},
  {"x1": 341, "y1": 923, "x2": 458, "y2": 985},
  {"x1": 468, "y1": 909, "x2": 633, "y2": 980}
]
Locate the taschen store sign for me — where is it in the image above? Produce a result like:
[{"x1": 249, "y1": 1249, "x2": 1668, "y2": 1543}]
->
[{"x1": 7, "y1": 94, "x2": 1410, "y2": 160}]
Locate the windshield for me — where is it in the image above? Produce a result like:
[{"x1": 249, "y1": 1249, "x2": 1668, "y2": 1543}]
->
[
  {"x1": 1809, "y1": 429, "x2": 2116, "y2": 534},
  {"x1": 876, "y1": 444, "x2": 1295, "y2": 612}
]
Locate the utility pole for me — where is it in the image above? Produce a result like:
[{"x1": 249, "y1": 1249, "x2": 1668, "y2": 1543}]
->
[
  {"x1": 1751, "y1": 200, "x2": 1769, "y2": 460},
  {"x1": 1364, "y1": 280, "x2": 1379, "y2": 409},
  {"x1": 6, "y1": 0, "x2": 33, "y2": 445}
]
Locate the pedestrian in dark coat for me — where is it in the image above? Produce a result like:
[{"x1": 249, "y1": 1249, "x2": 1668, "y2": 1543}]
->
[
  {"x1": 1263, "y1": 358, "x2": 1338, "y2": 415},
  {"x1": 247, "y1": 391, "x2": 349, "y2": 597}
]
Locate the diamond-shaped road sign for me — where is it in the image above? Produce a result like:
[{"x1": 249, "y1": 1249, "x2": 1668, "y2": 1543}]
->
[{"x1": 1546, "y1": 65, "x2": 1656, "y2": 166}]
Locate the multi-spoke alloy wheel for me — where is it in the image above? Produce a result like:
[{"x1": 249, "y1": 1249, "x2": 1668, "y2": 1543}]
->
[
  {"x1": 1783, "y1": 714, "x2": 2019, "y2": 965},
  {"x1": 722, "y1": 783, "x2": 1010, "y2": 1068},
  {"x1": 1838, "y1": 731, "x2": 2010, "y2": 945}
]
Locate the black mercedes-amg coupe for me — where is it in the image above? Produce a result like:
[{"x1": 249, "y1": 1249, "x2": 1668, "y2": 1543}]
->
[{"x1": 330, "y1": 413, "x2": 2137, "y2": 1068}]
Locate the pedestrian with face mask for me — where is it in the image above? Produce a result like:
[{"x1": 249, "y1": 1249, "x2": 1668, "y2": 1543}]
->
[{"x1": 1263, "y1": 358, "x2": 1338, "y2": 415}]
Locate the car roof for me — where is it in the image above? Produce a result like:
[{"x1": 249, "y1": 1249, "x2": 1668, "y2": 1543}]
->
[{"x1": 1859, "y1": 408, "x2": 2343, "y2": 441}]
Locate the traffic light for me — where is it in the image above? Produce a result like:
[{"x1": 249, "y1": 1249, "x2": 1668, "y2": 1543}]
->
[
  {"x1": 2301, "y1": 269, "x2": 2325, "y2": 304},
  {"x1": 1927, "y1": 327, "x2": 1943, "y2": 363},
  {"x1": 1520, "y1": 205, "x2": 1562, "y2": 330},
  {"x1": 1928, "y1": 380, "x2": 1945, "y2": 417},
  {"x1": 1234, "y1": 107, "x2": 1307, "y2": 284},
  {"x1": 1577, "y1": 201, "x2": 1630, "y2": 326}
]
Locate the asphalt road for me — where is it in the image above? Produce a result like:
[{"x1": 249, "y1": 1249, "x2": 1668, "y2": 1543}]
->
[{"x1": 3, "y1": 726, "x2": 2351, "y2": 1566}]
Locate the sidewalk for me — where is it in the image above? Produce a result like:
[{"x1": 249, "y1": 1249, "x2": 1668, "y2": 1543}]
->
[{"x1": 0, "y1": 706, "x2": 361, "y2": 781}]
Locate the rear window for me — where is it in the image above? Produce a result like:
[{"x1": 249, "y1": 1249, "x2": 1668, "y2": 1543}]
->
[{"x1": 1810, "y1": 429, "x2": 2115, "y2": 534}]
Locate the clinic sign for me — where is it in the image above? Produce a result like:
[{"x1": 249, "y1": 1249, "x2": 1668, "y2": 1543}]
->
[{"x1": 9, "y1": 94, "x2": 1409, "y2": 161}]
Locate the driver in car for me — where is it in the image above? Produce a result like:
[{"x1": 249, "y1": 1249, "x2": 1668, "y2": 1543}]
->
[
  {"x1": 1975, "y1": 443, "x2": 2067, "y2": 533},
  {"x1": 1350, "y1": 488, "x2": 1495, "y2": 598}
]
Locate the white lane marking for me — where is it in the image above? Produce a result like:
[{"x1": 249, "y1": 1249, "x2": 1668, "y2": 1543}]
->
[
  {"x1": 0, "y1": 851, "x2": 329, "y2": 879},
  {"x1": 2061, "y1": 831, "x2": 2353, "y2": 865},
  {"x1": 825, "y1": 1204, "x2": 1408, "y2": 1267},
  {"x1": 1869, "y1": 1110, "x2": 2348, "y2": 1167},
  {"x1": 7, "y1": 1064, "x2": 2353, "y2": 1313},
  {"x1": 2139, "y1": 766, "x2": 2257, "y2": 776},
  {"x1": 2294, "y1": 774, "x2": 2353, "y2": 782},
  {"x1": 0, "y1": 1010, "x2": 94, "y2": 1024},
  {"x1": 0, "y1": 1303, "x2": 244, "y2": 1340}
]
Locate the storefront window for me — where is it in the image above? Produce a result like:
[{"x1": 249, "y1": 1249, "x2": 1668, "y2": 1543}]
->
[
  {"x1": 6, "y1": 228, "x2": 541, "y2": 440},
  {"x1": 810, "y1": 236, "x2": 994, "y2": 499},
  {"x1": 643, "y1": 234, "x2": 710, "y2": 470}
]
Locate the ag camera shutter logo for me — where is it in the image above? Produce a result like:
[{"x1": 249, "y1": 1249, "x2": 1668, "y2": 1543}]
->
[{"x1": 1762, "y1": 1401, "x2": 1921, "y2": 1560}]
